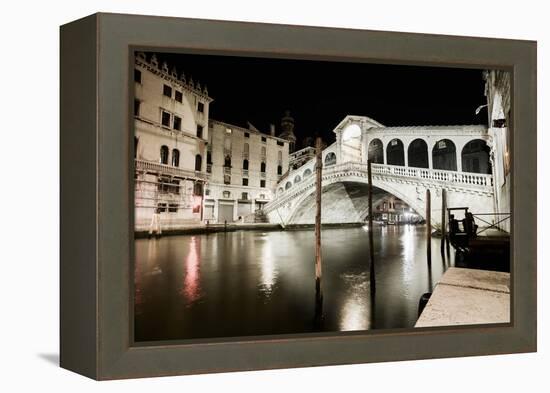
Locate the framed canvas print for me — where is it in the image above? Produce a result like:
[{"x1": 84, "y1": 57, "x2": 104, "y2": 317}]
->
[{"x1": 60, "y1": 13, "x2": 537, "y2": 380}]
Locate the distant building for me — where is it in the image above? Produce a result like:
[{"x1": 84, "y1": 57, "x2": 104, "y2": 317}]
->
[
  {"x1": 134, "y1": 52, "x2": 212, "y2": 232},
  {"x1": 204, "y1": 120, "x2": 290, "y2": 223},
  {"x1": 373, "y1": 196, "x2": 415, "y2": 224},
  {"x1": 133, "y1": 52, "x2": 293, "y2": 232},
  {"x1": 279, "y1": 110, "x2": 297, "y2": 153}
]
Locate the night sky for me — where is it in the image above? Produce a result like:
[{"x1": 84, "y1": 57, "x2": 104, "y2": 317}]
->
[{"x1": 150, "y1": 52, "x2": 488, "y2": 149}]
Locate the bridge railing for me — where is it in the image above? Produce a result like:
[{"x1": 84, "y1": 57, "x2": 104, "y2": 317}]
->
[
  {"x1": 372, "y1": 163, "x2": 494, "y2": 187},
  {"x1": 265, "y1": 161, "x2": 493, "y2": 213}
]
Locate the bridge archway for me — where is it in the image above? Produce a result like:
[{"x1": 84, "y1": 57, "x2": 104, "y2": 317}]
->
[
  {"x1": 432, "y1": 139, "x2": 457, "y2": 171},
  {"x1": 387, "y1": 138, "x2": 405, "y2": 166},
  {"x1": 407, "y1": 138, "x2": 429, "y2": 168},
  {"x1": 324, "y1": 152, "x2": 337, "y2": 167},
  {"x1": 368, "y1": 138, "x2": 384, "y2": 164},
  {"x1": 288, "y1": 181, "x2": 395, "y2": 224},
  {"x1": 462, "y1": 139, "x2": 491, "y2": 174}
]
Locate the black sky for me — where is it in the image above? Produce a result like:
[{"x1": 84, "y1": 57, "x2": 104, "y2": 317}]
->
[{"x1": 150, "y1": 52, "x2": 488, "y2": 149}]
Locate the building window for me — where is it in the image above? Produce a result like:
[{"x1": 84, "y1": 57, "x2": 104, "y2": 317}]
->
[
  {"x1": 205, "y1": 189, "x2": 210, "y2": 196},
  {"x1": 242, "y1": 178, "x2": 248, "y2": 186},
  {"x1": 160, "y1": 145, "x2": 169, "y2": 164},
  {"x1": 134, "y1": 69, "x2": 142, "y2": 83},
  {"x1": 224, "y1": 155, "x2": 231, "y2": 168},
  {"x1": 197, "y1": 125, "x2": 203, "y2": 139},
  {"x1": 261, "y1": 136, "x2": 267, "y2": 143},
  {"x1": 260, "y1": 180, "x2": 266, "y2": 188},
  {"x1": 277, "y1": 165, "x2": 282, "y2": 175},
  {"x1": 134, "y1": 137, "x2": 138, "y2": 159},
  {"x1": 168, "y1": 203, "x2": 178, "y2": 213},
  {"x1": 261, "y1": 162, "x2": 266, "y2": 173},
  {"x1": 244, "y1": 143, "x2": 250, "y2": 155},
  {"x1": 161, "y1": 111, "x2": 171, "y2": 127},
  {"x1": 171, "y1": 149, "x2": 180, "y2": 167},
  {"x1": 193, "y1": 182, "x2": 203, "y2": 196},
  {"x1": 224, "y1": 175, "x2": 231, "y2": 185},
  {"x1": 277, "y1": 141, "x2": 284, "y2": 146},
  {"x1": 207, "y1": 151, "x2": 212, "y2": 164},
  {"x1": 241, "y1": 192, "x2": 248, "y2": 200},
  {"x1": 163, "y1": 84, "x2": 172, "y2": 98},
  {"x1": 259, "y1": 194, "x2": 266, "y2": 199},
  {"x1": 261, "y1": 146, "x2": 266, "y2": 158},
  {"x1": 195, "y1": 154, "x2": 202, "y2": 171},
  {"x1": 175, "y1": 90, "x2": 183, "y2": 103},
  {"x1": 223, "y1": 191, "x2": 231, "y2": 198},
  {"x1": 225, "y1": 128, "x2": 232, "y2": 135},
  {"x1": 278, "y1": 151, "x2": 283, "y2": 162},
  {"x1": 157, "y1": 203, "x2": 167, "y2": 213},
  {"x1": 134, "y1": 100, "x2": 140, "y2": 117},
  {"x1": 173, "y1": 116, "x2": 181, "y2": 131},
  {"x1": 243, "y1": 159, "x2": 249, "y2": 170},
  {"x1": 197, "y1": 102, "x2": 204, "y2": 113},
  {"x1": 244, "y1": 132, "x2": 250, "y2": 138}
]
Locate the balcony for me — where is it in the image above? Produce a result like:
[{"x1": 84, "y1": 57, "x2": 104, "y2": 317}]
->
[
  {"x1": 260, "y1": 172, "x2": 266, "y2": 179},
  {"x1": 243, "y1": 169, "x2": 249, "y2": 177},
  {"x1": 223, "y1": 166, "x2": 232, "y2": 175},
  {"x1": 135, "y1": 159, "x2": 206, "y2": 181}
]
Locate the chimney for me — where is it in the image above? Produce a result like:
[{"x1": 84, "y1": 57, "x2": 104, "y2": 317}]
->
[{"x1": 270, "y1": 124, "x2": 276, "y2": 136}]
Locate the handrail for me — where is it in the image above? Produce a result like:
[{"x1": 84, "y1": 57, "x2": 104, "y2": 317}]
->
[{"x1": 265, "y1": 161, "x2": 494, "y2": 213}]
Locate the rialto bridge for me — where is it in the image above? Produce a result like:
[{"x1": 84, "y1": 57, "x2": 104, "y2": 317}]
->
[{"x1": 263, "y1": 115, "x2": 498, "y2": 229}]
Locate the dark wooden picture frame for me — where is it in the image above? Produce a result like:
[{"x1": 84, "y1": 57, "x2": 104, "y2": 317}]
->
[{"x1": 60, "y1": 13, "x2": 536, "y2": 380}]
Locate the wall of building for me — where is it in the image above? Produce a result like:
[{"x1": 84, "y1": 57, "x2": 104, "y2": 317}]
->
[
  {"x1": 133, "y1": 53, "x2": 212, "y2": 232},
  {"x1": 205, "y1": 120, "x2": 290, "y2": 223}
]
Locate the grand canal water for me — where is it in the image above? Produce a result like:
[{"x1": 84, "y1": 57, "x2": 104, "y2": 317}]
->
[{"x1": 134, "y1": 225, "x2": 453, "y2": 342}]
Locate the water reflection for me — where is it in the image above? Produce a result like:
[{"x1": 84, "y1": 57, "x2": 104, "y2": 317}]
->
[
  {"x1": 134, "y1": 225, "x2": 452, "y2": 342},
  {"x1": 181, "y1": 236, "x2": 202, "y2": 305},
  {"x1": 339, "y1": 272, "x2": 370, "y2": 331},
  {"x1": 260, "y1": 234, "x2": 277, "y2": 297}
]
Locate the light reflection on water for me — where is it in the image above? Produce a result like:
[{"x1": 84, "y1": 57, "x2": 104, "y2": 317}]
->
[{"x1": 134, "y1": 225, "x2": 452, "y2": 342}]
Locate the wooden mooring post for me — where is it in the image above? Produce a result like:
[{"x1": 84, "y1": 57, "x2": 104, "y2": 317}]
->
[
  {"x1": 440, "y1": 189, "x2": 447, "y2": 258},
  {"x1": 367, "y1": 160, "x2": 376, "y2": 295},
  {"x1": 314, "y1": 137, "x2": 323, "y2": 314},
  {"x1": 426, "y1": 189, "x2": 432, "y2": 267}
]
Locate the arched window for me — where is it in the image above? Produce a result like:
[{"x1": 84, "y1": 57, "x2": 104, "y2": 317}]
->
[
  {"x1": 224, "y1": 155, "x2": 231, "y2": 168},
  {"x1": 160, "y1": 145, "x2": 169, "y2": 164},
  {"x1": 244, "y1": 143, "x2": 249, "y2": 154},
  {"x1": 261, "y1": 146, "x2": 266, "y2": 158},
  {"x1": 172, "y1": 149, "x2": 180, "y2": 167},
  {"x1": 432, "y1": 139, "x2": 457, "y2": 171},
  {"x1": 462, "y1": 139, "x2": 491, "y2": 174},
  {"x1": 303, "y1": 168, "x2": 312, "y2": 177},
  {"x1": 243, "y1": 159, "x2": 249, "y2": 170},
  {"x1": 324, "y1": 152, "x2": 336, "y2": 166},
  {"x1": 261, "y1": 162, "x2": 266, "y2": 173},
  {"x1": 195, "y1": 154, "x2": 202, "y2": 171},
  {"x1": 285, "y1": 181, "x2": 292, "y2": 190},
  {"x1": 386, "y1": 138, "x2": 405, "y2": 166},
  {"x1": 407, "y1": 139, "x2": 428, "y2": 168},
  {"x1": 294, "y1": 175, "x2": 302, "y2": 184},
  {"x1": 368, "y1": 139, "x2": 384, "y2": 163},
  {"x1": 278, "y1": 151, "x2": 282, "y2": 162},
  {"x1": 277, "y1": 165, "x2": 282, "y2": 175}
]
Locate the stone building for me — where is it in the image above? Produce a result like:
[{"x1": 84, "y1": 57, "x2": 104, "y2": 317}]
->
[
  {"x1": 204, "y1": 120, "x2": 290, "y2": 223},
  {"x1": 484, "y1": 70, "x2": 511, "y2": 232},
  {"x1": 133, "y1": 52, "x2": 213, "y2": 232}
]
